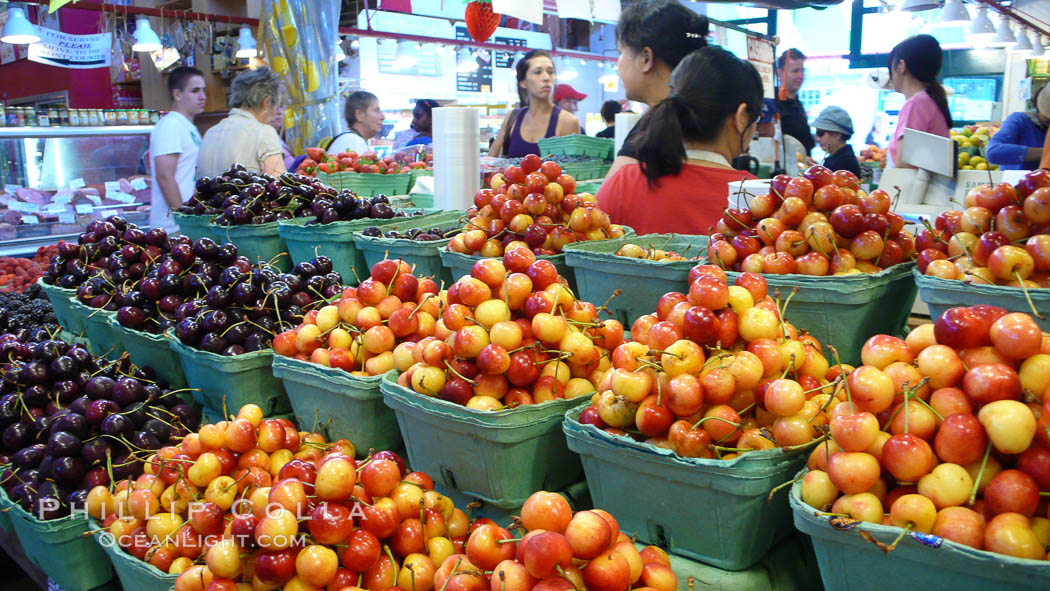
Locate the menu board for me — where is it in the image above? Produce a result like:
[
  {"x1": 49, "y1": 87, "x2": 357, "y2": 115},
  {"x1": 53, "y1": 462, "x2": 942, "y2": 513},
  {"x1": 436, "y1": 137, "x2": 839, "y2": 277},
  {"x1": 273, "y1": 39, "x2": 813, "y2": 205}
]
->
[
  {"x1": 454, "y1": 26, "x2": 493, "y2": 92},
  {"x1": 494, "y1": 36, "x2": 527, "y2": 68}
]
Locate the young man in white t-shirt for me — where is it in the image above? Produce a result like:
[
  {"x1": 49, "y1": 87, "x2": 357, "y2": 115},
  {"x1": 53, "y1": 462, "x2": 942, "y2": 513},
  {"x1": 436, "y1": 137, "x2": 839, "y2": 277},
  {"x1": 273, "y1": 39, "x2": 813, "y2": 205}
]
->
[{"x1": 150, "y1": 66, "x2": 206, "y2": 233}]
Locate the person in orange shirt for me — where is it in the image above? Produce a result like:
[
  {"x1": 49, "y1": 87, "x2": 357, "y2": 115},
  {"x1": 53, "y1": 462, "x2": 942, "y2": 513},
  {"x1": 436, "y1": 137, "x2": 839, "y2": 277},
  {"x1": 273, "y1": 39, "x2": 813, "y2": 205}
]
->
[{"x1": 596, "y1": 47, "x2": 763, "y2": 235}]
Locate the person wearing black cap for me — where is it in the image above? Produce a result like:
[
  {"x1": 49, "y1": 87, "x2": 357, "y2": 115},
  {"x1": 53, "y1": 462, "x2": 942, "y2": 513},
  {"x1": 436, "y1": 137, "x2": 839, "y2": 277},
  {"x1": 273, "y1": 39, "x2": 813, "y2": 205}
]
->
[
  {"x1": 813, "y1": 106, "x2": 861, "y2": 176},
  {"x1": 775, "y1": 48, "x2": 814, "y2": 156}
]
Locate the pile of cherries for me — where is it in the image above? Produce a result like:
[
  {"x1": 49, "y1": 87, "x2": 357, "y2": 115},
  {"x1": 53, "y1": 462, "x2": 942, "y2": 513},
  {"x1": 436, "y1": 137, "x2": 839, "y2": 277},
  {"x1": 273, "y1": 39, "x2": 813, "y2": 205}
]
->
[{"x1": 0, "y1": 328, "x2": 197, "y2": 520}]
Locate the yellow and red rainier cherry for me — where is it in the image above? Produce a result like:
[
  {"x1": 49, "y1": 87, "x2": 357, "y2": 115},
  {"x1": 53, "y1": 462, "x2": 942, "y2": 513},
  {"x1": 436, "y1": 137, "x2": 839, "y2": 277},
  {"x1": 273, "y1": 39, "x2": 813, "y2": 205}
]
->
[
  {"x1": 396, "y1": 247, "x2": 625, "y2": 410},
  {"x1": 576, "y1": 263, "x2": 832, "y2": 459},
  {"x1": 273, "y1": 258, "x2": 445, "y2": 375},
  {"x1": 452, "y1": 156, "x2": 626, "y2": 257},
  {"x1": 919, "y1": 169, "x2": 1050, "y2": 289},
  {"x1": 800, "y1": 304, "x2": 1050, "y2": 562},
  {"x1": 707, "y1": 167, "x2": 915, "y2": 276}
]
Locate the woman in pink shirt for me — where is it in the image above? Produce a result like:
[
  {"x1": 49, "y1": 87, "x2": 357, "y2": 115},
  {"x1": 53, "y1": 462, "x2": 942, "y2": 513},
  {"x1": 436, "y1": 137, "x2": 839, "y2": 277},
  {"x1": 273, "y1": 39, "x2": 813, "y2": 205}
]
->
[{"x1": 887, "y1": 35, "x2": 953, "y2": 167}]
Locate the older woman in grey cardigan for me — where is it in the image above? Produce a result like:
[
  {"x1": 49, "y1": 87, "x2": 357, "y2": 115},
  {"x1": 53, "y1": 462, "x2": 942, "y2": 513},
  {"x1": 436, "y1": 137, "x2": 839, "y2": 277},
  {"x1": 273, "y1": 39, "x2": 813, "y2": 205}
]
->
[{"x1": 197, "y1": 67, "x2": 288, "y2": 178}]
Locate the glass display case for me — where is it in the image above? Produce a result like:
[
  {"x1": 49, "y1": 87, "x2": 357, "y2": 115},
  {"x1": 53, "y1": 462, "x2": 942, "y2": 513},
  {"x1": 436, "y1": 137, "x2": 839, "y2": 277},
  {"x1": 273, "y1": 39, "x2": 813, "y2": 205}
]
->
[{"x1": 0, "y1": 125, "x2": 153, "y2": 256}]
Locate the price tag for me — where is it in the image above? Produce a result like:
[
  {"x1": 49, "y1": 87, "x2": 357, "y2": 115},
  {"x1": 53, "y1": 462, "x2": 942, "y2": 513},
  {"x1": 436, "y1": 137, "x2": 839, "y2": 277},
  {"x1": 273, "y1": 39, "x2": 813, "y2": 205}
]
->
[
  {"x1": 104, "y1": 181, "x2": 121, "y2": 193},
  {"x1": 3, "y1": 184, "x2": 20, "y2": 195},
  {"x1": 52, "y1": 193, "x2": 73, "y2": 204},
  {"x1": 130, "y1": 178, "x2": 148, "y2": 191},
  {"x1": 8, "y1": 201, "x2": 40, "y2": 213},
  {"x1": 42, "y1": 203, "x2": 66, "y2": 213},
  {"x1": 21, "y1": 215, "x2": 39, "y2": 224},
  {"x1": 58, "y1": 213, "x2": 75, "y2": 224},
  {"x1": 108, "y1": 191, "x2": 138, "y2": 204},
  {"x1": 85, "y1": 194, "x2": 103, "y2": 205},
  {"x1": 68, "y1": 178, "x2": 86, "y2": 190},
  {"x1": 75, "y1": 204, "x2": 94, "y2": 214}
]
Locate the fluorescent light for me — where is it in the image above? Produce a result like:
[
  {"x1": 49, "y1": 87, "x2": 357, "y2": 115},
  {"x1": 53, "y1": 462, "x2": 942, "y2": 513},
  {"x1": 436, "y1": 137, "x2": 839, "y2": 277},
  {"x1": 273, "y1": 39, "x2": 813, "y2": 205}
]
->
[
  {"x1": 988, "y1": 14, "x2": 1016, "y2": 48},
  {"x1": 132, "y1": 17, "x2": 162, "y2": 52},
  {"x1": 1, "y1": 6, "x2": 39, "y2": 44},
  {"x1": 456, "y1": 49, "x2": 478, "y2": 73},
  {"x1": 936, "y1": 0, "x2": 970, "y2": 27},
  {"x1": 394, "y1": 42, "x2": 418, "y2": 70},
  {"x1": 900, "y1": 0, "x2": 938, "y2": 12},
  {"x1": 967, "y1": 5, "x2": 996, "y2": 44},
  {"x1": 235, "y1": 26, "x2": 257, "y2": 58},
  {"x1": 1011, "y1": 28, "x2": 1033, "y2": 53}
]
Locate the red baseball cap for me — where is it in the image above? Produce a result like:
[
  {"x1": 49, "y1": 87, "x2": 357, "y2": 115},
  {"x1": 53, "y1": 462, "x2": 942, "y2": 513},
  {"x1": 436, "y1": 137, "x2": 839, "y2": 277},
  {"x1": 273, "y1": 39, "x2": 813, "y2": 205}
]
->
[{"x1": 554, "y1": 84, "x2": 587, "y2": 102}]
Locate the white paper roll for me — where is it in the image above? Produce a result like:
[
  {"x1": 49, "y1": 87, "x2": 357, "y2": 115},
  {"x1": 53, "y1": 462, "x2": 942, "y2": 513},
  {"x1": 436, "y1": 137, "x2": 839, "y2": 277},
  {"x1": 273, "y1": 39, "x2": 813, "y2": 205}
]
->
[
  {"x1": 614, "y1": 112, "x2": 641, "y2": 156},
  {"x1": 433, "y1": 107, "x2": 481, "y2": 212}
]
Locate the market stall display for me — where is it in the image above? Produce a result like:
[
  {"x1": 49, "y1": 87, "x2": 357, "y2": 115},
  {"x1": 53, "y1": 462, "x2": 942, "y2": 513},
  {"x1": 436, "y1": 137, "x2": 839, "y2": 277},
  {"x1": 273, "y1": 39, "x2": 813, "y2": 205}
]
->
[{"x1": 793, "y1": 305, "x2": 1050, "y2": 590}]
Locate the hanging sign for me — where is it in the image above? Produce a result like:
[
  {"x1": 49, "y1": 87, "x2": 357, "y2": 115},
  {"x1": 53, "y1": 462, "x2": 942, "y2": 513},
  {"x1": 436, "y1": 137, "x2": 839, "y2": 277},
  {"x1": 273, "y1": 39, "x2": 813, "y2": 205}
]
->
[
  {"x1": 746, "y1": 35, "x2": 775, "y2": 99},
  {"x1": 28, "y1": 28, "x2": 111, "y2": 69}
]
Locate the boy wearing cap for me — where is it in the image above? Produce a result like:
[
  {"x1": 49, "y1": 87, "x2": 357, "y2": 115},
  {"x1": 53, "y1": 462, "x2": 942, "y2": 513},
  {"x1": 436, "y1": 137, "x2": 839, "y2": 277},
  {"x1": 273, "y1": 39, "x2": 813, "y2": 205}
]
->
[{"x1": 813, "y1": 106, "x2": 861, "y2": 176}]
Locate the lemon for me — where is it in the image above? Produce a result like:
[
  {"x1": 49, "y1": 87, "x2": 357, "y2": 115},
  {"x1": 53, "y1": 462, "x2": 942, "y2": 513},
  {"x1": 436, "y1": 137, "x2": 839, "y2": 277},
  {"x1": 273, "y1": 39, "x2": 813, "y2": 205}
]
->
[
  {"x1": 306, "y1": 62, "x2": 320, "y2": 92},
  {"x1": 975, "y1": 163, "x2": 988, "y2": 170},
  {"x1": 962, "y1": 165, "x2": 974, "y2": 170},
  {"x1": 958, "y1": 153, "x2": 971, "y2": 165},
  {"x1": 271, "y1": 55, "x2": 289, "y2": 75}
]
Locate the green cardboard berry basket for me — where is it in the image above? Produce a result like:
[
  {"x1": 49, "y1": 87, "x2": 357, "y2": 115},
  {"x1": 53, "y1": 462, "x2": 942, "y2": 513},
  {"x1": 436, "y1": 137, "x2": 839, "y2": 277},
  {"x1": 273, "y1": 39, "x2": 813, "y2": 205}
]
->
[
  {"x1": 38, "y1": 278, "x2": 84, "y2": 335},
  {"x1": 167, "y1": 330, "x2": 290, "y2": 417},
  {"x1": 913, "y1": 268, "x2": 1050, "y2": 331},
  {"x1": 380, "y1": 373, "x2": 588, "y2": 509},
  {"x1": 8, "y1": 506, "x2": 115, "y2": 591},
  {"x1": 66, "y1": 300, "x2": 124, "y2": 359},
  {"x1": 563, "y1": 233, "x2": 709, "y2": 327},
  {"x1": 107, "y1": 318, "x2": 188, "y2": 389},
  {"x1": 316, "y1": 171, "x2": 413, "y2": 196},
  {"x1": 0, "y1": 486, "x2": 15, "y2": 532},
  {"x1": 171, "y1": 212, "x2": 218, "y2": 242},
  {"x1": 91, "y1": 520, "x2": 179, "y2": 591},
  {"x1": 353, "y1": 210, "x2": 466, "y2": 286},
  {"x1": 209, "y1": 221, "x2": 291, "y2": 272},
  {"x1": 563, "y1": 405, "x2": 811, "y2": 571},
  {"x1": 272, "y1": 356, "x2": 401, "y2": 455},
  {"x1": 790, "y1": 468, "x2": 1050, "y2": 590},
  {"x1": 278, "y1": 209, "x2": 444, "y2": 285},
  {"x1": 538, "y1": 135, "x2": 614, "y2": 160}
]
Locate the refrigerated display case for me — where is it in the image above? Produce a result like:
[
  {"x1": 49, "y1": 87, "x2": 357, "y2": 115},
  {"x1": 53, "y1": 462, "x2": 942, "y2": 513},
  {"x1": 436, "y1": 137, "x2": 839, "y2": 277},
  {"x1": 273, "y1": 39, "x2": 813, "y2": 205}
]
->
[{"x1": 0, "y1": 125, "x2": 153, "y2": 256}]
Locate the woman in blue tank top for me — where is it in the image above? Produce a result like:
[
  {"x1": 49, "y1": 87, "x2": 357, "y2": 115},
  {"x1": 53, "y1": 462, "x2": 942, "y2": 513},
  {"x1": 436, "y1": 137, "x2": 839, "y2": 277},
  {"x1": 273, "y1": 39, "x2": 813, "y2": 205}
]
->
[{"x1": 489, "y1": 50, "x2": 581, "y2": 158}]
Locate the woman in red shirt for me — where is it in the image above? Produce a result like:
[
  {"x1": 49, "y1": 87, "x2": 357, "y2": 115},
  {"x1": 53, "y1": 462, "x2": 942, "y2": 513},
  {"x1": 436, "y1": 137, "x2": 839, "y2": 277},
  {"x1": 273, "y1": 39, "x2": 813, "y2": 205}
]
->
[{"x1": 597, "y1": 47, "x2": 763, "y2": 235}]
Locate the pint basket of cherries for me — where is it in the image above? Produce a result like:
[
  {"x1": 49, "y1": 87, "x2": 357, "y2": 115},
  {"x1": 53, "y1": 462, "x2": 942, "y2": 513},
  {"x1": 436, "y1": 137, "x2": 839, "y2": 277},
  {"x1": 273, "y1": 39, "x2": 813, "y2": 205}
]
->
[{"x1": 913, "y1": 168, "x2": 1050, "y2": 331}]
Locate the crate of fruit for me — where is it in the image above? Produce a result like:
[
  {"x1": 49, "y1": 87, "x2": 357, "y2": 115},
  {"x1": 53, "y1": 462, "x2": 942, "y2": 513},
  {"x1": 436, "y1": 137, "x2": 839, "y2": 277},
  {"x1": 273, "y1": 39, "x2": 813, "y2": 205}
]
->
[
  {"x1": 272, "y1": 356, "x2": 401, "y2": 454},
  {"x1": 167, "y1": 330, "x2": 290, "y2": 416},
  {"x1": 538, "y1": 134, "x2": 614, "y2": 160},
  {"x1": 37, "y1": 278, "x2": 84, "y2": 335},
  {"x1": 209, "y1": 220, "x2": 291, "y2": 272},
  {"x1": 353, "y1": 210, "x2": 466, "y2": 285},
  {"x1": 8, "y1": 506, "x2": 115, "y2": 591},
  {"x1": 913, "y1": 268, "x2": 1050, "y2": 331},
  {"x1": 440, "y1": 248, "x2": 580, "y2": 292},
  {"x1": 564, "y1": 233, "x2": 709, "y2": 326},
  {"x1": 66, "y1": 299, "x2": 124, "y2": 359},
  {"x1": 790, "y1": 472, "x2": 1050, "y2": 590},
  {"x1": 171, "y1": 212, "x2": 217, "y2": 243},
  {"x1": 91, "y1": 520, "x2": 178, "y2": 591},
  {"x1": 380, "y1": 373, "x2": 588, "y2": 509},
  {"x1": 563, "y1": 406, "x2": 811, "y2": 571},
  {"x1": 107, "y1": 317, "x2": 187, "y2": 389},
  {"x1": 317, "y1": 171, "x2": 413, "y2": 196},
  {"x1": 716, "y1": 263, "x2": 918, "y2": 366}
]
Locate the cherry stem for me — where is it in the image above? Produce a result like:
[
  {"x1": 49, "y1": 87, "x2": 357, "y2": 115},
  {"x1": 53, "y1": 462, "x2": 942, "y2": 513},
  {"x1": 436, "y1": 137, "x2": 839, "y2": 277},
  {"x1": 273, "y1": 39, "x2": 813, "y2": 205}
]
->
[
  {"x1": 968, "y1": 441, "x2": 993, "y2": 507},
  {"x1": 1014, "y1": 271, "x2": 1046, "y2": 319},
  {"x1": 437, "y1": 558, "x2": 462, "y2": 591},
  {"x1": 882, "y1": 522, "x2": 913, "y2": 553},
  {"x1": 767, "y1": 474, "x2": 804, "y2": 503},
  {"x1": 444, "y1": 359, "x2": 477, "y2": 385}
]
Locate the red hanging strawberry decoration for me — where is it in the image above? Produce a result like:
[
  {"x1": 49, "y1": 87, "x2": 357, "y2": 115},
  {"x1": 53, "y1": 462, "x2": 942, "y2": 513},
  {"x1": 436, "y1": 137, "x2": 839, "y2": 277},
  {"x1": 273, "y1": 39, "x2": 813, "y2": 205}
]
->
[{"x1": 465, "y1": 0, "x2": 500, "y2": 43}]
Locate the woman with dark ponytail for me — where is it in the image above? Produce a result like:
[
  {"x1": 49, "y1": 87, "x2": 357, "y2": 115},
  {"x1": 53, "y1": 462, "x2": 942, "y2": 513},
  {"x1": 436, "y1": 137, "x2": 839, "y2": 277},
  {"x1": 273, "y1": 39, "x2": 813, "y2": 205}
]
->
[
  {"x1": 887, "y1": 35, "x2": 952, "y2": 167},
  {"x1": 605, "y1": 0, "x2": 710, "y2": 177},
  {"x1": 597, "y1": 47, "x2": 763, "y2": 235}
]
